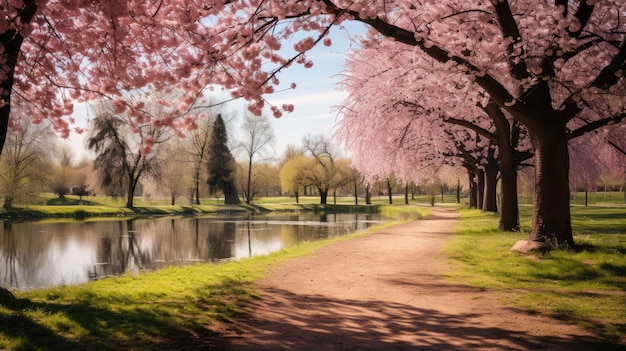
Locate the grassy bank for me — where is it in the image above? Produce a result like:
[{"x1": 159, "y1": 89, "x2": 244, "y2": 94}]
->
[
  {"x1": 447, "y1": 206, "x2": 626, "y2": 345},
  {"x1": 0, "y1": 193, "x2": 439, "y2": 221},
  {"x1": 0, "y1": 205, "x2": 429, "y2": 350}
]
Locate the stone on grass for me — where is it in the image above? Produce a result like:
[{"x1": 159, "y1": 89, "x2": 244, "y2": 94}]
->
[{"x1": 510, "y1": 239, "x2": 548, "y2": 254}]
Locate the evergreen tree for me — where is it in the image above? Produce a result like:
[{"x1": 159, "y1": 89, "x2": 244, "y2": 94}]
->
[{"x1": 207, "y1": 114, "x2": 240, "y2": 204}]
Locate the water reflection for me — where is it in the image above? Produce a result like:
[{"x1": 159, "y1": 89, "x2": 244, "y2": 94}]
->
[{"x1": 0, "y1": 213, "x2": 379, "y2": 290}]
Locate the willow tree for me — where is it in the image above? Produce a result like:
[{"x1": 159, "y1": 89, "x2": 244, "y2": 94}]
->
[{"x1": 87, "y1": 101, "x2": 168, "y2": 208}]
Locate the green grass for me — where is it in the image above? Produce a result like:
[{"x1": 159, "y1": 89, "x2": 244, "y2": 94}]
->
[
  {"x1": 1, "y1": 258, "x2": 267, "y2": 350},
  {"x1": 447, "y1": 206, "x2": 626, "y2": 344},
  {"x1": 4, "y1": 194, "x2": 440, "y2": 221},
  {"x1": 519, "y1": 191, "x2": 626, "y2": 207}
]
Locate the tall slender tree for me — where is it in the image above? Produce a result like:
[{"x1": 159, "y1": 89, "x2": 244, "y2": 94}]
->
[
  {"x1": 238, "y1": 113, "x2": 275, "y2": 204},
  {"x1": 207, "y1": 114, "x2": 240, "y2": 205},
  {"x1": 180, "y1": 104, "x2": 219, "y2": 205}
]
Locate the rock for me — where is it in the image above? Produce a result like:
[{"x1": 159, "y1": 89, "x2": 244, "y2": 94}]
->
[{"x1": 510, "y1": 239, "x2": 548, "y2": 254}]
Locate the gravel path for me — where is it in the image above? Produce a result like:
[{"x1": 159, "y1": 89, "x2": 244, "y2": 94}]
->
[{"x1": 216, "y1": 207, "x2": 603, "y2": 350}]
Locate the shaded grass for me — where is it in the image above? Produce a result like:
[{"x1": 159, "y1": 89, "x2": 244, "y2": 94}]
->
[
  {"x1": 0, "y1": 211, "x2": 413, "y2": 350},
  {"x1": 1, "y1": 260, "x2": 265, "y2": 350},
  {"x1": 447, "y1": 207, "x2": 626, "y2": 344}
]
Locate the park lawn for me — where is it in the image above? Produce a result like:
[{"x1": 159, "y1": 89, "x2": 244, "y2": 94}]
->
[
  {"x1": 5, "y1": 193, "x2": 439, "y2": 220},
  {"x1": 446, "y1": 206, "x2": 626, "y2": 343}
]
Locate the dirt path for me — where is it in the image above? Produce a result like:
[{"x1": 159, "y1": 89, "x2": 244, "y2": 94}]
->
[{"x1": 215, "y1": 208, "x2": 603, "y2": 350}]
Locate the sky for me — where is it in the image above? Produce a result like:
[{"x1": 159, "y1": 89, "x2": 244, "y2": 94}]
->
[{"x1": 63, "y1": 21, "x2": 369, "y2": 162}]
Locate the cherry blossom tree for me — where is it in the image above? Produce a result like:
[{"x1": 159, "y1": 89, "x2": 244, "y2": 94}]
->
[
  {"x1": 1, "y1": 0, "x2": 300, "y2": 157},
  {"x1": 332, "y1": 1, "x2": 625, "y2": 247},
  {"x1": 222, "y1": 0, "x2": 623, "y2": 247},
  {"x1": 2, "y1": 1, "x2": 193, "y2": 153},
  {"x1": 335, "y1": 39, "x2": 534, "y2": 230}
]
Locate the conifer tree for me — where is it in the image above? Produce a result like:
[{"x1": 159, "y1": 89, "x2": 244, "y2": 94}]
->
[{"x1": 207, "y1": 114, "x2": 240, "y2": 205}]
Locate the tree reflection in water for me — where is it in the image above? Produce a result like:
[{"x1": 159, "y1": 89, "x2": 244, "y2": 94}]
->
[{"x1": 0, "y1": 213, "x2": 380, "y2": 290}]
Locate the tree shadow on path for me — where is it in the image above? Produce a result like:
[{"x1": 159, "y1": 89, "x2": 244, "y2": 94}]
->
[{"x1": 218, "y1": 287, "x2": 611, "y2": 351}]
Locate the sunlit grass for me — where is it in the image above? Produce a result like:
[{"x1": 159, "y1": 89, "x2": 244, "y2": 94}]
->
[
  {"x1": 3, "y1": 193, "x2": 464, "y2": 221},
  {"x1": 519, "y1": 191, "x2": 626, "y2": 207},
  {"x1": 447, "y1": 206, "x2": 626, "y2": 343}
]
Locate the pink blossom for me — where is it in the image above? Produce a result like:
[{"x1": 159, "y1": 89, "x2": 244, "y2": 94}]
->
[{"x1": 294, "y1": 37, "x2": 315, "y2": 52}]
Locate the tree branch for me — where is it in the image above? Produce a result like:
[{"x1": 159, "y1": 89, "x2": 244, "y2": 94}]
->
[
  {"x1": 568, "y1": 112, "x2": 626, "y2": 139},
  {"x1": 444, "y1": 116, "x2": 496, "y2": 142},
  {"x1": 493, "y1": 0, "x2": 530, "y2": 80}
]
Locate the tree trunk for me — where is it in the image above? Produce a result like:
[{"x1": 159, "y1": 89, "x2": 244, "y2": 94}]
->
[
  {"x1": 467, "y1": 168, "x2": 477, "y2": 208},
  {"x1": 469, "y1": 181, "x2": 477, "y2": 208},
  {"x1": 365, "y1": 184, "x2": 372, "y2": 205},
  {"x1": 482, "y1": 164, "x2": 498, "y2": 213},
  {"x1": 223, "y1": 181, "x2": 240, "y2": 205},
  {"x1": 498, "y1": 146, "x2": 520, "y2": 231},
  {"x1": 387, "y1": 179, "x2": 393, "y2": 205},
  {"x1": 476, "y1": 168, "x2": 485, "y2": 210},
  {"x1": 482, "y1": 147, "x2": 498, "y2": 213},
  {"x1": 246, "y1": 159, "x2": 253, "y2": 204},
  {"x1": 224, "y1": 192, "x2": 240, "y2": 205},
  {"x1": 404, "y1": 185, "x2": 409, "y2": 205},
  {"x1": 440, "y1": 184, "x2": 444, "y2": 203},
  {"x1": 354, "y1": 179, "x2": 358, "y2": 205},
  {"x1": 126, "y1": 170, "x2": 141, "y2": 208},
  {"x1": 318, "y1": 187, "x2": 328, "y2": 204},
  {"x1": 0, "y1": 3, "x2": 37, "y2": 157},
  {"x1": 456, "y1": 179, "x2": 460, "y2": 204},
  {"x1": 295, "y1": 190, "x2": 299, "y2": 204},
  {"x1": 194, "y1": 167, "x2": 201, "y2": 205},
  {"x1": 125, "y1": 191, "x2": 134, "y2": 208},
  {"x1": 528, "y1": 122, "x2": 574, "y2": 247},
  {"x1": 3, "y1": 196, "x2": 13, "y2": 210}
]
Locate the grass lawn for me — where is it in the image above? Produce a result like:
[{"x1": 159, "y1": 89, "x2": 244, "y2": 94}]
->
[
  {"x1": 447, "y1": 206, "x2": 626, "y2": 344},
  {"x1": 2, "y1": 193, "x2": 445, "y2": 220}
]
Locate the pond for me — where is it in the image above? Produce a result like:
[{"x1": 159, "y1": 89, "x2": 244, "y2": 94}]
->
[{"x1": 0, "y1": 212, "x2": 381, "y2": 291}]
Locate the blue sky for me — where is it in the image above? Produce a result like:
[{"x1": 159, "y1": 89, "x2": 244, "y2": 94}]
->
[{"x1": 64, "y1": 21, "x2": 368, "y2": 162}]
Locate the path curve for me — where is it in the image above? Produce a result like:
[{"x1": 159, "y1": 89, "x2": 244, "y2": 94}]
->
[{"x1": 217, "y1": 207, "x2": 602, "y2": 350}]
